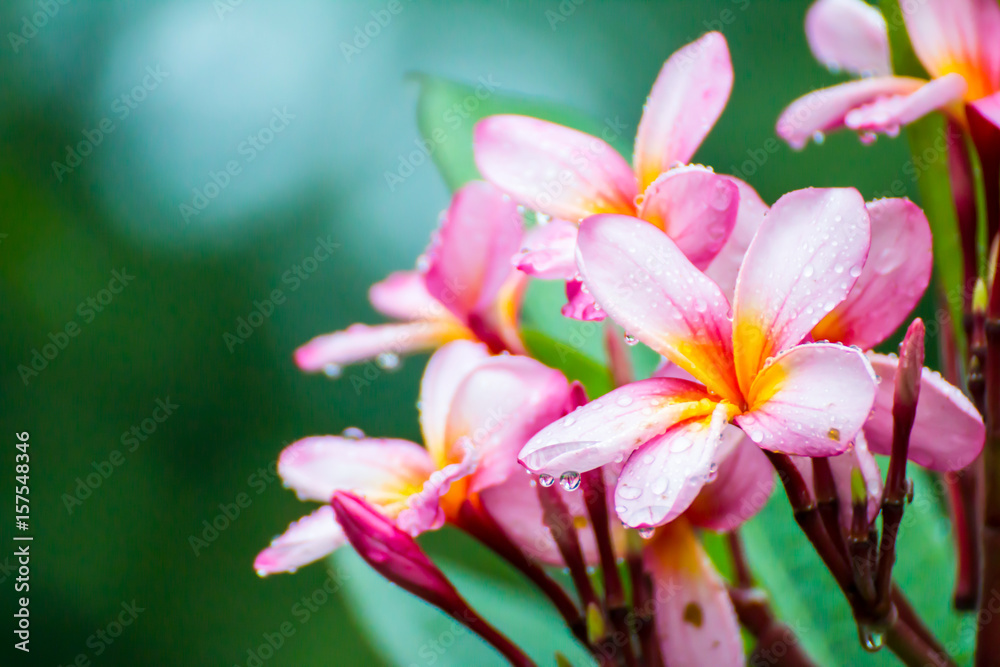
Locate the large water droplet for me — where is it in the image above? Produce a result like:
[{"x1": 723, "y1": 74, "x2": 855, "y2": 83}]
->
[
  {"x1": 323, "y1": 363, "x2": 342, "y2": 378},
  {"x1": 559, "y1": 471, "x2": 581, "y2": 492},
  {"x1": 616, "y1": 395, "x2": 634, "y2": 407},
  {"x1": 859, "y1": 625, "x2": 884, "y2": 652},
  {"x1": 624, "y1": 332, "x2": 638, "y2": 346},
  {"x1": 539, "y1": 473, "x2": 555, "y2": 487},
  {"x1": 637, "y1": 526, "x2": 655, "y2": 539},
  {"x1": 670, "y1": 437, "x2": 693, "y2": 453},
  {"x1": 342, "y1": 427, "x2": 365, "y2": 440},
  {"x1": 803, "y1": 264, "x2": 814, "y2": 278},
  {"x1": 617, "y1": 485, "x2": 642, "y2": 500},
  {"x1": 650, "y1": 478, "x2": 669, "y2": 495},
  {"x1": 812, "y1": 130, "x2": 826, "y2": 145}
]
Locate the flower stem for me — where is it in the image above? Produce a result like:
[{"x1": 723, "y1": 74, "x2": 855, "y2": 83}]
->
[{"x1": 536, "y1": 484, "x2": 601, "y2": 614}]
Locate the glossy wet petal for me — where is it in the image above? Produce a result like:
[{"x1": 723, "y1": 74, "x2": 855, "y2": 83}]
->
[
  {"x1": 576, "y1": 214, "x2": 740, "y2": 403},
  {"x1": 844, "y1": 74, "x2": 967, "y2": 133},
  {"x1": 418, "y1": 340, "x2": 491, "y2": 465},
  {"x1": 902, "y1": 0, "x2": 1000, "y2": 101},
  {"x1": 636, "y1": 165, "x2": 739, "y2": 269},
  {"x1": 278, "y1": 436, "x2": 435, "y2": 508},
  {"x1": 518, "y1": 377, "x2": 721, "y2": 476},
  {"x1": 644, "y1": 519, "x2": 745, "y2": 666},
  {"x1": 254, "y1": 505, "x2": 345, "y2": 575},
  {"x1": 777, "y1": 77, "x2": 924, "y2": 149},
  {"x1": 615, "y1": 404, "x2": 730, "y2": 529},
  {"x1": 633, "y1": 32, "x2": 734, "y2": 190},
  {"x1": 685, "y1": 428, "x2": 775, "y2": 532},
  {"x1": 737, "y1": 343, "x2": 878, "y2": 456},
  {"x1": 865, "y1": 353, "x2": 984, "y2": 470},
  {"x1": 805, "y1": 0, "x2": 891, "y2": 76},
  {"x1": 368, "y1": 270, "x2": 443, "y2": 321},
  {"x1": 396, "y1": 447, "x2": 478, "y2": 536},
  {"x1": 424, "y1": 181, "x2": 523, "y2": 321},
  {"x1": 515, "y1": 219, "x2": 579, "y2": 280},
  {"x1": 733, "y1": 187, "x2": 870, "y2": 395},
  {"x1": 474, "y1": 115, "x2": 637, "y2": 221},
  {"x1": 294, "y1": 321, "x2": 469, "y2": 372}
]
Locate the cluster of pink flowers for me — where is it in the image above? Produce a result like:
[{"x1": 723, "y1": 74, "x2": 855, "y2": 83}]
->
[{"x1": 256, "y1": 1, "x2": 1000, "y2": 663}]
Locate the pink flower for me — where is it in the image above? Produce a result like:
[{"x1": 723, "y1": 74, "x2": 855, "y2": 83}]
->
[
  {"x1": 294, "y1": 181, "x2": 526, "y2": 376},
  {"x1": 519, "y1": 187, "x2": 881, "y2": 531},
  {"x1": 809, "y1": 197, "x2": 985, "y2": 472},
  {"x1": 255, "y1": 340, "x2": 592, "y2": 575},
  {"x1": 473, "y1": 32, "x2": 766, "y2": 318},
  {"x1": 777, "y1": 0, "x2": 1000, "y2": 147}
]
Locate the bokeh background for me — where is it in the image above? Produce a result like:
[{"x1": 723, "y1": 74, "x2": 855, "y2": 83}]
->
[{"x1": 0, "y1": 1, "x2": 941, "y2": 665}]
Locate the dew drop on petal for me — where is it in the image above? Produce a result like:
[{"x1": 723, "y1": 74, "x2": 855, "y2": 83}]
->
[
  {"x1": 617, "y1": 485, "x2": 642, "y2": 500},
  {"x1": 624, "y1": 332, "x2": 638, "y2": 346},
  {"x1": 376, "y1": 352, "x2": 400, "y2": 370},
  {"x1": 803, "y1": 265, "x2": 814, "y2": 278},
  {"x1": 341, "y1": 426, "x2": 365, "y2": 440},
  {"x1": 616, "y1": 395, "x2": 634, "y2": 407},
  {"x1": 650, "y1": 478, "x2": 669, "y2": 495},
  {"x1": 559, "y1": 471, "x2": 581, "y2": 492},
  {"x1": 637, "y1": 526, "x2": 655, "y2": 539},
  {"x1": 323, "y1": 363, "x2": 342, "y2": 378},
  {"x1": 539, "y1": 473, "x2": 555, "y2": 487}
]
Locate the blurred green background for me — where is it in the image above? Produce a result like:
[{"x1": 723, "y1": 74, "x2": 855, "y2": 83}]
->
[{"x1": 0, "y1": 0, "x2": 937, "y2": 665}]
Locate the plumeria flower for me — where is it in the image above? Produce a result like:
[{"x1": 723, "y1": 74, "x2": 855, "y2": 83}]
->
[
  {"x1": 255, "y1": 340, "x2": 598, "y2": 575},
  {"x1": 295, "y1": 181, "x2": 526, "y2": 377},
  {"x1": 777, "y1": 0, "x2": 1000, "y2": 147},
  {"x1": 473, "y1": 32, "x2": 766, "y2": 319},
  {"x1": 519, "y1": 187, "x2": 881, "y2": 531}
]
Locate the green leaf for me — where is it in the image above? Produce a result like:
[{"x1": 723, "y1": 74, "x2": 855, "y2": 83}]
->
[
  {"x1": 880, "y1": 0, "x2": 967, "y2": 357},
  {"x1": 415, "y1": 73, "x2": 630, "y2": 191},
  {"x1": 521, "y1": 328, "x2": 613, "y2": 400},
  {"x1": 334, "y1": 527, "x2": 594, "y2": 666},
  {"x1": 742, "y1": 468, "x2": 974, "y2": 666}
]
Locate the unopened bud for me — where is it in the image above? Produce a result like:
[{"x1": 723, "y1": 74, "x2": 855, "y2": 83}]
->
[
  {"x1": 894, "y1": 319, "x2": 925, "y2": 410},
  {"x1": 974, "y1": 278, "x2": 988, "y2": 316}
]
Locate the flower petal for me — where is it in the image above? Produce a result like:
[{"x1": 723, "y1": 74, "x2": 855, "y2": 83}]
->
[
  {"x1": 615, "y1": 404, "x2": 729, "y2": 529},
  {"x1": 685, "y1": 428, "x2": 775, "y2": 532},
  {"x1": 515, "y1": 219, "x2": 579, "y2": 280},
  {"x1": 424, "y1": 181, "x2": 523, "y2": 321},
  {"x1": 813, "y1": 198, "x2": 932, "y2": 348},
  {"x1": 576, "y1": 214, "x2": 740, "y2": 403},
  {"x1": 902, "y1": 0, "x2": 1000, "y2": 101},
  {"x1": 561, "y1": 279, "x2": 607, "y2": 322},
  {"x1": 644, "y1": 519, "x2": 745, "y2": 666},
  {"x1": 396, "y1": 444, "x2": 478, "y2": 536},
  {"x1": 518, "y1": 378, "x2": 722, "y2": 476},
  {"x1": 445, "y1": 355, "x2": 574, "y2": 492},
  {"x1": 479, "y1": 470, "x2": 602, "y2": 566},
  {"x1": 278, "y1": 436, "x2": 435, "y2": 508},
  {"x1": 865, "y1": 354, "x2": 984, "y2": 470},
  {"x1": 733, "y1": 187, "x2": 870, "y2": 395},
  {"x1": 368, "y1": 270, "x2": 442, "y2": 321},
  {"x1": 636, "y1": 165, "x2": 740, "y2": 269},
  {"x1": 254, "y1": 505, "x2": 345, "y2": 576},
  {"x1": 474, "y1": 115, "x2": 637, "y2": 221},
  {"x1": 737, "y1": 343, "x2": 878, "y2": 456},
  {"x1": 805, "y1": 0, "x2": 891, "y2": 76},
  {"x1": 294, "y1": 321, "x2": 468, "y2": 372},
  {"x1": 633, "y1": 32, "x2": 734, "y2": 190},
  {"x1": 704, "y1": 177, "x2": 769, "y2": 298},
  {"x1": 844, "y1": 74, "x2": 967, "y2": 133},
  {"x1": 777, "y1": 77, "x2": 924, "y2": 149},
  {"x1": 419, "y1": 340, "x2": 492, "y2": 465}
]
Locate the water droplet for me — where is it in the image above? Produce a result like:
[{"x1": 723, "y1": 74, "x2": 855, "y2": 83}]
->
[
  {"x1": 616, "y1": 395, "x2": 634, "y2": 408},
  {"x1": 342, "y1": 427, "x2": 365, "y2": 439},
  {"x1": 859, "y1": 131, "x2": 878, "y2": 145},
  {"x1": 850, "y1": 265, "x2": 863, "y2": 278},
  {"x1": 694, "y1": 298, "x2": 708, "y2": 313},
  {"x1": 859, "y1": 625, "x2": 884, "y2": 652},
  {"x1": 670, "y1": 437, "x2": 693, "y2": 453},
  {"x1": 637, "y1": 526, "x2": 655, "y2": 539},
  {"x1": 706, "y1": 462, "x2": 719, "y2": 482},
  {"x1": 539, "y1": 473, "x2": 555, "y2": 487},
  {"x1": 323, "y1": 363, "x2": 342, "y2": 378},
  {"x1": 803, "y1": 264, "x2": 814, "y2": 278},
  {"x1": 416, "y1": 254, "x2": 431, "y2": 272},
  {"x1": 617, "y1": 485, "x2": 642, "y2": 500},
  {"x1": 536, "y1": 213, "x2": 552, "y2": 225},
  {"x1": 650, "y1": 478, "x2": 669, "y2": 495},
  {"x1": 834, "y1": 263, "x2": 844, "y2": 274},
  {"x1": 559, "y1": 471, "x2": 581, "y2": 492},
  {"x1": 749, "y1": 430, "x2": 764, "y2": 443},
  {"x1": 376, "y1": 352, "x2": 400, "y2": 370},
  {"x1": 812, "y1": 130, "x2": 826, "y2": 145},
  {"x1": 624, "y1": 332, "x2": 638, "y2": 346}
]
